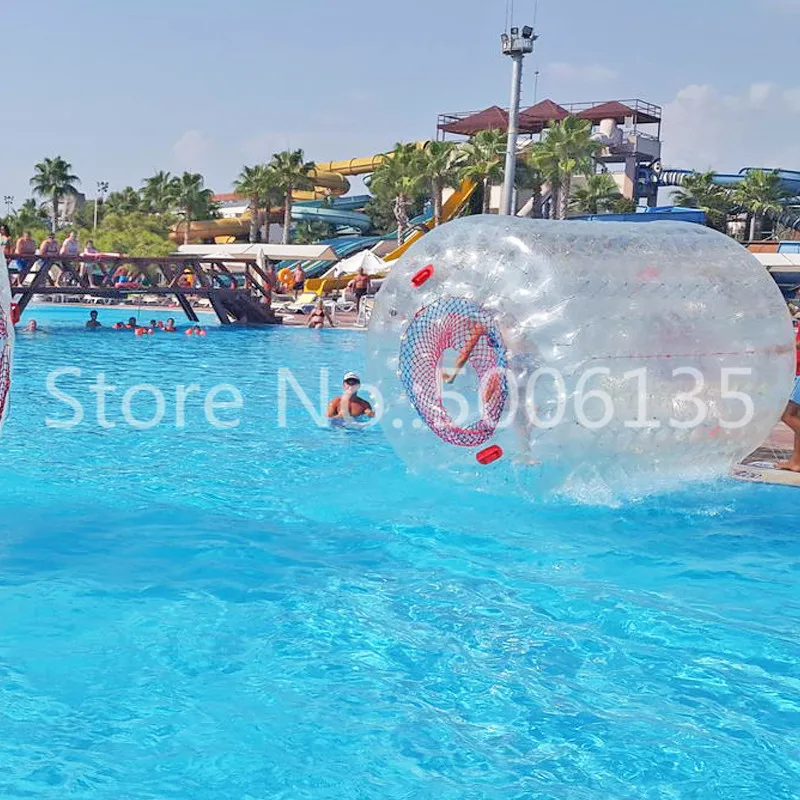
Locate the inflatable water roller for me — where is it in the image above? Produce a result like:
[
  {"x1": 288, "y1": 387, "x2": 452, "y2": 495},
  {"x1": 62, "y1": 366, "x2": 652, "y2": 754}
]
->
[{"x1": 367, "y1": 216, "x2": 795, "y2": 496}]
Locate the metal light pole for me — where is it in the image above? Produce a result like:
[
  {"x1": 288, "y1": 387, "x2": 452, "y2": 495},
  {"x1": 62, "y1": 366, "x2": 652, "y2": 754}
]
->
[
  {"x1": 500, "y1": 26, "x2": 536, "y2": 216},
  {"x1": 93, "y1": 181, "x2": 109, "y2": 233},
  {"x1": 3, "y1": 195, "x2": 13, "y2": 217}
]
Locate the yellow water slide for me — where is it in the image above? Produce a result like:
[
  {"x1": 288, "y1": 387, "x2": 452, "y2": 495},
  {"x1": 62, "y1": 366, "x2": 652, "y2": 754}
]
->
[
  {"x1": 383, "y1": 179, "x2": 477, "y2": 262},
  {"x1": 303, "y1": 178, "x2": 477, "y2": 296},
  {"x1": 171, "y1": 143, "x2": 441, "y2": 244},
  {"x1": 170, "y1": 170, "x2": 352, "y2": 243}
]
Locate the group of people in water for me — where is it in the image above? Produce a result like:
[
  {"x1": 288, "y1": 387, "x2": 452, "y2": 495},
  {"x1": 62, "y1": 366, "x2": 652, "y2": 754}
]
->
[
  {"x1": 105, "y1": 314, "x2": 205, "y2": 336},
  {"x1": 18, "y1": 312, "x2": 206, "y2": 337}
]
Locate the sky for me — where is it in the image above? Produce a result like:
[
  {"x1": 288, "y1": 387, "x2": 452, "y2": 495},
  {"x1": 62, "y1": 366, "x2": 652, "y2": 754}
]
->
[{"x1": 3, "y1": 0, "x2": 800, "y2": 204}]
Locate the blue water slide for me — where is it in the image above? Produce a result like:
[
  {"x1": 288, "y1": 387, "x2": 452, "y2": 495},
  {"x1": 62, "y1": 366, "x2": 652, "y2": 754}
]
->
[
  {"x1": 277, "y1": 203, "x2": 435, "y2": 280},
  {"x1": 291, "y1": 205, "x2": 372, "y2": 232},
  {"x1": 657, "y1": 167, "x2": 800, "y2": 195}
]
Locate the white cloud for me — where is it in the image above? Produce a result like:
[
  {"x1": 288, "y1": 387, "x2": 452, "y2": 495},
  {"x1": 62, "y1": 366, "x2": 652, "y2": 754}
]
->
[
  {"x1": 547, "y1": 62, "x2": 618, "y2": 83},
  {"x1": 172, "y1": 130, "x2": 213, "y2": 169},
  {"x1": 661, "y1": 82, "x2": 800, "y2": 172}
]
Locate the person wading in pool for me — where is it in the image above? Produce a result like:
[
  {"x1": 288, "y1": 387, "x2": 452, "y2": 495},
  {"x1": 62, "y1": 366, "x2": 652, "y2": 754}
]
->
[
  {"x1": 307, "y1": 298, "x2": 334, "y2": 329},
  {"x1": 85, "y1": 310, "x2": 102, "y2": 329},
  {"x1": 326, "y1": 372, "x2": 374, "y2": 420}
]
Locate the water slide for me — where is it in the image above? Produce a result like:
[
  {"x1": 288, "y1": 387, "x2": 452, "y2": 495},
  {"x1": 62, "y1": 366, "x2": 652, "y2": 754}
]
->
[
  {"x1": 383, "y1": 179, "x2": 477, "y2": 262},
  {"x1": 278, "y1": 179, "x2": 478, "y2": 285},
  {"x1": 655, "y1": 167, "x2": 800, "y2": 233},
  {"x1": 174, "y1": 195, "x2": 372, "y2": 242}
]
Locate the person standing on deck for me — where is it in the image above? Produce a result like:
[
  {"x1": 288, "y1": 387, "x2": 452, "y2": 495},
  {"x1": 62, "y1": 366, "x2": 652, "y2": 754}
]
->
[
  {"x1": 15, "y1": 231, "x2": 36, "y2": 257},
  {"x1": 778, "y1": 321, "x2": 800, "y2": 472},
  {"x1": 39, "y1": 232, "x2": 59, "y2": 257},
  {"x1": 0, "y1": 225, "x2": 12, "y2": 264},
  {"x1": 292, "y1": 265, "x2": 305, "y2": 300},
  {"x1": 347, "y1": 267, "x2": 371, "y2": 312},
  {"x1": 60, "y1": 231, "x2": 79, "y2": 256}
]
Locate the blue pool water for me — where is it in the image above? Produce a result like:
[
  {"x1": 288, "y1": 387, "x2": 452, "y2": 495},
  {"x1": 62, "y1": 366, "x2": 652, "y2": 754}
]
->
[{"x1": 0, "y1": 306, "x2": 798, "y2": 799}]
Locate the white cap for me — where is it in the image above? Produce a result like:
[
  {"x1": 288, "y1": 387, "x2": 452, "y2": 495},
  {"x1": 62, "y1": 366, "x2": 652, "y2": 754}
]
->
[{"x1": 343, "y1": 371, "x2": 360, "y2": 382}]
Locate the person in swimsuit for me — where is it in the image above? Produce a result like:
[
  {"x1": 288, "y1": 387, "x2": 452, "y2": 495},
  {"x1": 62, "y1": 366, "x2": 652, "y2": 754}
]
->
[
  {"x1": 778, "y1": 321, "x2": 800, "y2": 472},
  {"x1": 85, "y1": 310, "x2": 102, "y2": 329},
  {"x1": 292, "y1": 265, "x2": 306, "y2": 299},
  {"x1": 348, "y1": 267, "x2": 371, "y2": 311},
  {"x1": 0, "y1": 225, "x2": 12, "y2": 263},
  {"x1": 307, "y1": 298, "x2": 334, "y2": 329},
  {"x1": 164, "y1": 317, "x2": 177, "y2": 332},
  {"x1": 326, "y1": 372, "x2": 374, "y2": 419},
  {"x1": 15, "y1": 232, "x2": 36, "y2": 257},
  {"x1": 1, "y1": 225, "x2": 16, "y2": 284},
  {"x1": 60, "y1": 231, "x2": 79, "y2": 256},
  {"x1": 39, "y1": 232, "x2": 59, "y2": 257}
]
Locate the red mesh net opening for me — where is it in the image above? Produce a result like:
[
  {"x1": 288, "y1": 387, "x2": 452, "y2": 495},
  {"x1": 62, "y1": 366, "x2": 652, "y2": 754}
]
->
[
  {"x1": 0, "y1": 306, "x2": 8, "y2": 422},
  {"x1": 399, "y1": 297, "x2": 508, "y2": 447}
]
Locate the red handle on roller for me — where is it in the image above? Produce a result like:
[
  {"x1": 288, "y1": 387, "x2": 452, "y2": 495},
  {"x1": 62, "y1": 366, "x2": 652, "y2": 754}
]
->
[
  {"x1": 411, "y1": 264, "x2": 434, "y2": 288},
  {"x1": 476, "y1": 445, "x2": 503, "y2": 465}
]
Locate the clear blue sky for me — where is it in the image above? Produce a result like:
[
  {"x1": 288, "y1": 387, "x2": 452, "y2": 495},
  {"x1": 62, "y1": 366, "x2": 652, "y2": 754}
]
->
[{"x1": 2, "y1": 0, "x2": 797, "y2": 203}]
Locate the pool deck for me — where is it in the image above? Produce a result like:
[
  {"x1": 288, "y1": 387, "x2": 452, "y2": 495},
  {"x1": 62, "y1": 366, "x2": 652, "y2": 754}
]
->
[{"x1": 731, "y1": 423, "x2": 800, "y2": 487}]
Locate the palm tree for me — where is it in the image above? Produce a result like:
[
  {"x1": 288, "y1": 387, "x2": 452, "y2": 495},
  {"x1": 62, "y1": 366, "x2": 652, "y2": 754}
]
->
[
  {"x1": 368, "y1": 143, "x2": 425, "y2": 244},
  {"x1": 733, "y1": 169, "x2": 789, "y2": 240},
  {"x1": 419, "y1": 141, "x2": 460, "y2": 226},
  {"x1": 570, "y1": 173, "x2": 623, "y2": 215},
  {"x1": 458, "y1": 130, "x2": 505, "y2": 214},
  {"x1": 233, "y1": 164, "x2": 278, "y2": 243},
  {"x1": 532, "y1": 117, "x2": 602, "y2": 219},
  {"x1": 140, "y1": 171, "x2": 176, "y2": 214},
  {"x1": 105, "y1": 187, "x2": 143, "y2": 215},
  {"x1": 671, "y1": 171, "x2": 733, "y2": 232},
  {"x1": 294, "y1": 220, "x2": 334, "y2": 244},
  {"x1": 170, "y1": 172, "x2": 214, "y2": 245},
  {"x1": 515, "y1": 157, "x2": 545, "y2": 218},
  {"x1": 269, "y1": 150, "x2": 315, "y2": 244},
  {"x1": 10, "y1": 199, "x2": 48, "y2": 235},
  {"x1": 30, "y1": 156, "x2": 80, "y2": 232}
]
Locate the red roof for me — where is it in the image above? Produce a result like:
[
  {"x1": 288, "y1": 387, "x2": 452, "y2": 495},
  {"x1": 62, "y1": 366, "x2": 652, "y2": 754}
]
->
[
  {"x1": 577, "y1": 101, "x2": 659, "y2": 125},
  {"x1": 440, "y1": 105, "x2": 509, "y2": 136},
  {"x1": 518, "y1": 99, "x2": 569, "y2": 132}
]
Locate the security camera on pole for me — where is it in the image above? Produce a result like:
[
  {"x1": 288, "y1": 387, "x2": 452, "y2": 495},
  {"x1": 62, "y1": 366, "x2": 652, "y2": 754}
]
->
[{"x1": 500, "y1": 25, "x2": 536, "y2": 216}]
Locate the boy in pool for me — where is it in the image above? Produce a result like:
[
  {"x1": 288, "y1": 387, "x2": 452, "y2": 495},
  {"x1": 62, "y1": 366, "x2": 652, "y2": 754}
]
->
[{"x1": 326, "y1": 372, "x2": 374, "y2": 420}]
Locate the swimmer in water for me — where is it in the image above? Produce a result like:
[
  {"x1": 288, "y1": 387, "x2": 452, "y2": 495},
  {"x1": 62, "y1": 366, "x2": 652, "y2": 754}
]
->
[
  {"x1": 86, "y1": 310, "x2": 101, "y2": 329},
  {"x1": 307, "y1": 298, "x2": 334, "y2": 329},
  {"x1": 164, "y1": 318, "x2": 176, "y2": 332},
  {"x1": 23, "y1": 319, "x2": 38, "y2": 332},
  {"x1": 127, "y1": 316, "x2": 137, "y2": 329},
  {"x1": 326, "y1": 372, "x2": 374, "y2": 420}
]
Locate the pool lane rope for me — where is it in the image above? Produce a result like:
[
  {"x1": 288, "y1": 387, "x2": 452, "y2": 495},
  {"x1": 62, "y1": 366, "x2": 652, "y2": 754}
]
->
[{"x1": 399, "y1": 294, "x2": 509, "y2": 450}]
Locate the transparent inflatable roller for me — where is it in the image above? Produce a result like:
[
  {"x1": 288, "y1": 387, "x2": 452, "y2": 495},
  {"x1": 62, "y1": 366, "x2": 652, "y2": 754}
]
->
[{"x1": 367, "y1": 216, "x2": 794, "y2": 498}]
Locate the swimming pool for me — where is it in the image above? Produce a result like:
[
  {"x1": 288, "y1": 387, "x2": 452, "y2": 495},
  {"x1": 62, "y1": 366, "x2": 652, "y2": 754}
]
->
[{"x1": 0, "y1": 306, "x2": 797, "y2": 798}]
